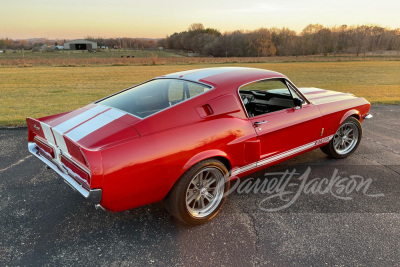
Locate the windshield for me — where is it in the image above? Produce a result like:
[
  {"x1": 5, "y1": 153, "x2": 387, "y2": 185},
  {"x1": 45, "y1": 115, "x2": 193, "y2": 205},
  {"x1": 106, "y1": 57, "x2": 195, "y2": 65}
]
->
[{"x1": 98, "y1": 79, "x2": 211, "y2": 118}]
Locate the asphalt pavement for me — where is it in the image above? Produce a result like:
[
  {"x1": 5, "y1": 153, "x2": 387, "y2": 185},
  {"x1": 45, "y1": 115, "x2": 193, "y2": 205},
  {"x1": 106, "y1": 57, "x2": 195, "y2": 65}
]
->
[{"x1": 1, "y1": 105, "x2": 400, "y2": 266}]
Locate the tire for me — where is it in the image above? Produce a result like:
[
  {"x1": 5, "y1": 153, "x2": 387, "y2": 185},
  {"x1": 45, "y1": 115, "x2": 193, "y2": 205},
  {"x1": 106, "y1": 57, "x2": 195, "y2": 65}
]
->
[
  {"x1": 320, "y1": 116, "x2": 362, "y2": 159},
  {"x1": 164, "y1": 159, "x2": 230, "y2": 225}
]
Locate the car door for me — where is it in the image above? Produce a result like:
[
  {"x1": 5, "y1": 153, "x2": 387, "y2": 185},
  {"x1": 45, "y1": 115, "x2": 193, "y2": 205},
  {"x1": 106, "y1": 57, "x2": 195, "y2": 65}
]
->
[{"x1": 240, "y1": 78, "x2": 321, "y2": 165}]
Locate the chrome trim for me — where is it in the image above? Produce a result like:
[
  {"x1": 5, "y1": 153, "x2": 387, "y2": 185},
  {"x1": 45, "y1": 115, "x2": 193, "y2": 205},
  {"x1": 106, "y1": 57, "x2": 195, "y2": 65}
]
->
[
  {"x1": 60, "y1": 154, "x2": 91, "y2": 179},
  {"x1": 254, "y1": 121, "x2": 267, "y2": 126},
  {"x1": 34, "y1": 135, "x2": 59, "y2": 158},
  {"x1": 95, "y1": 204, "x2": 108, "y2": 211},
  {"x1": 364, "y1": 114, "x2": 373, "y2": 119},
  {"x1": 35, "y1": 135, "x2": 91, "y2": 179},
  {"x1": 285, "y1": 80, "x2": 310, "y2": 105},
  {"x1": 156, "y1": 77, "x2": 214, "y2": 89},
  {"x1": 28, "y1": 142, "x2": 101, "y2": 204}
]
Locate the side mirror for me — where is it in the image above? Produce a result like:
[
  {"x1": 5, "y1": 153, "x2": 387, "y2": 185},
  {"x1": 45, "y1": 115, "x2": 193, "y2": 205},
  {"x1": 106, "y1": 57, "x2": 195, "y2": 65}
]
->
[{"x1": 293, "y1": 98, "x2": 303, "y2": 109}]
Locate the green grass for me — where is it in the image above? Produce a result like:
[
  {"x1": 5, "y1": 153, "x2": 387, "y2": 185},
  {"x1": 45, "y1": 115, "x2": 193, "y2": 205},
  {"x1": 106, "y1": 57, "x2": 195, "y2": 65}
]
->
[{"x1": 1, "y1": 61, "x2": 399, "y2": 126}]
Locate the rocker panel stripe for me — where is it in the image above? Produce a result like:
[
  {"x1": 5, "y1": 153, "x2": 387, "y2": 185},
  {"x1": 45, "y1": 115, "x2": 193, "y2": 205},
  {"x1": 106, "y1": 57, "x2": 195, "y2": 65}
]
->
[{"x1": 231, "y1": 135, "x2": 333, "y2": 176}]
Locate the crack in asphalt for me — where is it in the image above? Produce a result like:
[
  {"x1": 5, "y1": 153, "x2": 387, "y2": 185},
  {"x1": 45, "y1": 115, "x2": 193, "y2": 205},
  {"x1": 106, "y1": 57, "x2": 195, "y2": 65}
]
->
[
  {"x1": 0, "y1": 155, "x2": 32, "y2": 174},
  {"x1": 384, "y1": 165, "x2": 400, "y2": 176},
  {"x1": 241, "y1": 209, "x2": 261, "y2": 266},
  {"x1": 357, "y1": 129, "x2": 400, "y2": 176},
  {"x1": 364, "y1": 134, "x2": 400, "y2": 156},
  {"x1": 249, "y1": 212, "x2": 262, "y2": 267},
  {"x1": 356, "y1": 152, "x2": 400, "y2": 179}
]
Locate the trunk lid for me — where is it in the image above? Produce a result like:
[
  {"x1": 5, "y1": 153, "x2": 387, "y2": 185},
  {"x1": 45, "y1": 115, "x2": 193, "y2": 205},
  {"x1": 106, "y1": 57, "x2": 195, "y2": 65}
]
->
[{"x1": 27, "y1": 104, "x2": 141, "y2": 164}]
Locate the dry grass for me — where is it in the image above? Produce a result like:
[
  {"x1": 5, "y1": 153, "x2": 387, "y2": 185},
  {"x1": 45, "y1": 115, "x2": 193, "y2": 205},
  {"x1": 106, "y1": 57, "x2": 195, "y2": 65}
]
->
[
  {"x1": 1, "y1": 52, "x2": 400, "y2": 67},
  {"x1": 1, "y1": 61, "x2": 399, "y2": 126}
]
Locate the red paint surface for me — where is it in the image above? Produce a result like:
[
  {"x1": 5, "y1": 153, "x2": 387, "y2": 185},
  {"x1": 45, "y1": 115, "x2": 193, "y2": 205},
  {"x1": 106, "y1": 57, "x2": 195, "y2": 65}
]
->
[{"x1": 27, "y1": 68, "x2": 371, "y2": 212}]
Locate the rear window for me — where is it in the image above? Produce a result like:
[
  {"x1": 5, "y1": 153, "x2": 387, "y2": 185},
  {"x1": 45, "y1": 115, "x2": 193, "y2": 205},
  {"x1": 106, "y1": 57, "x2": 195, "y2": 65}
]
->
[{"x1": 98, "y1": 79, "x2": 211, "y2": 118}]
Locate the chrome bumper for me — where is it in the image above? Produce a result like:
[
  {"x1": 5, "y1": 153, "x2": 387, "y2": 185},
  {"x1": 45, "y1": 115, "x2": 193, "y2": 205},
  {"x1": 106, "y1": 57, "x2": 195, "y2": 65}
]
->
[
  {"x1": 364, "y1": 114, "x2": 373, "y2": 119},
  {"x1": 28, "y1": 142, "x2": 102, "y2": 204}
]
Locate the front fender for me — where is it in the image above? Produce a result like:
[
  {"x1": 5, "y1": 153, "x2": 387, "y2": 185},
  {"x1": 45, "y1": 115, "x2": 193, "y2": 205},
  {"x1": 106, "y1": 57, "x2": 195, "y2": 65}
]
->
[{"x1": 339, "y1": 109, "x2": 361, "y2": 124}]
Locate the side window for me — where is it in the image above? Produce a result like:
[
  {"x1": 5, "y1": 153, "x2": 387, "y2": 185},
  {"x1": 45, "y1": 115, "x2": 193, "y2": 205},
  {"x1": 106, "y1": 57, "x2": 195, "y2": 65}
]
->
[
  {"x1": 286, "y1": 82, "x2": 305, "y2": 103},
  {"x1": 99, "y1": 79, "x2": 211, "y2": 119},
  {"x1": 239, "y1": 79, "x2": 295, "y2": 117},
  {"x1": 168, "y1": 80, "x2": 210, "y2": 105},
  {"x1": 243, "y1": 79, "x2": 291, "y2": 95},
  {"x1": 168, "y1": 80, "x2": 185, "y2": 104},
  {"x1": 188, "y1": 82, "x2": 210, "y2": 96}
]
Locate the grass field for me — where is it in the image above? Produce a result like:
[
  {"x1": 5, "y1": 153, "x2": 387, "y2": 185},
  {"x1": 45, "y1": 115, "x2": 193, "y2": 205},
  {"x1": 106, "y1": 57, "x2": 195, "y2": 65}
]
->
[
  {"x1": 1, "y1": 50, "x2": 399, "y2": 67},
  {"x1": 1, "y1": 61, "x2": 399, "y2": 126}
]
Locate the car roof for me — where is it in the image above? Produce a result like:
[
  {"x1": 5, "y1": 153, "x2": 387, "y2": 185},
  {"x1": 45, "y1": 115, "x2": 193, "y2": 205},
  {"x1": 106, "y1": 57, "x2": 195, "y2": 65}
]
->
[{"x1": 159, "y1": 67, "x2": 287, "y2": 90}]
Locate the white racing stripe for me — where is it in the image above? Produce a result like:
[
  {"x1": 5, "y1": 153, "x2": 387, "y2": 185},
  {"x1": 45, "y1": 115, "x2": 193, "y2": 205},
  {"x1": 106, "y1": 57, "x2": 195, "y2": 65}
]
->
[
  {"x1": 34, "y1": 105, "x2": 128, "y2": 165},
  {"x1": 165, "y1": 69, "x2": 199, "y2": 78},
  {"x1": 165, "y1": 67, "x2": 242, "y2": 82},
  {"x1": 40, "y1": 122, "x2": 56, "y2": 145},
  {"x1": 53, "y1": 105, "x2": 109, "y2": 133},
  {"x1": 52, "y1": 128, "x2": 69, "y2": 153},
  {"x1": 182, "y1": 67, "x2": 239, "y2": 82},
  {"x1": 41, "y1": 105, "x2": 110, "y2": 154},
  {"x1": 232, "y1": 135, "x2": 333, "y2": 176},
  {"x1": 38, "y1": 105, "x2": 127, "y2": 156},
  {"x1": 65, "y1": 108, "x2": 126, "y2": 142},
  {"x1": 257, "y1": 143, "x2": 315, "y2": 166}
]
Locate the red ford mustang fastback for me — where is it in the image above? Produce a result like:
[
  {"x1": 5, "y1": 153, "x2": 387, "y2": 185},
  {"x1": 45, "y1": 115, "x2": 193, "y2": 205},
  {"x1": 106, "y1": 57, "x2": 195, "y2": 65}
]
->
[{"x1": 27, "y1": 67, "x2": 372, "y2": 224}]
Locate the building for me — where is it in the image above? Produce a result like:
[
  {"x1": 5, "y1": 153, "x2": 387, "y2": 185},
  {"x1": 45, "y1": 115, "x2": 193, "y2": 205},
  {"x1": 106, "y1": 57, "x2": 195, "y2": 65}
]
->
[
  {"x1": 63, "y1": 39, "x2": 98, "y2": 50},
  {"x1": 188, "y1": 51, "x2": 200, "y2": 57}
]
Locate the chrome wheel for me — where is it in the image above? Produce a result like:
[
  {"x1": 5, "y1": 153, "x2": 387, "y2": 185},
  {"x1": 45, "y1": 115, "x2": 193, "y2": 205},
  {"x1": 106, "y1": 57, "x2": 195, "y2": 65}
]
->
[
  {"x1": 333, "y1": 122, "x2": 359, "y2": 155},
  {"x1": 185, "y1": 167, "x2": 225, "y2": 218}
]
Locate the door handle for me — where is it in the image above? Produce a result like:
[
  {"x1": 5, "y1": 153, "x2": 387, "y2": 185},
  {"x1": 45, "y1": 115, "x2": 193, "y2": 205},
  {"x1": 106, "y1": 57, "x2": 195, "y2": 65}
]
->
[{"x1": 254, "y1": 121, "x2": 267, "y2": 127}]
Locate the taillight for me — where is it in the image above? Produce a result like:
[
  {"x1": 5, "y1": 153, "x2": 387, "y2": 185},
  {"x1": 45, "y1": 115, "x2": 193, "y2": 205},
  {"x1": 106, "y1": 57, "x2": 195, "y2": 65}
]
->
[
  {"x1": 34, "y1": 137, "x2": 55, "y2": 158},
  {"x1": 64, "y1": 137, "x2": 89, "y2": 168},
  {"x1": 61, "y1": 156, "x2": 90, "y2": 185}
]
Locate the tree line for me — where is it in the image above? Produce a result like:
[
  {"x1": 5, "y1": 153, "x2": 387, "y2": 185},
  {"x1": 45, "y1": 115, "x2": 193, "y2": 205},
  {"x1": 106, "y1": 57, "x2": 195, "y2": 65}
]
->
[
  {"x1": 157, "y1": 23, "x2": 400, "y2": 57},
  {"x1": 0, "y1": 37, "x2": 156, "y2": 50},
  {"x1": 1, "y1": 23, "x2": 399, "y2": 57},
  {"x1": 85, "y1": 37, "x2": 156, "y2": 49}
]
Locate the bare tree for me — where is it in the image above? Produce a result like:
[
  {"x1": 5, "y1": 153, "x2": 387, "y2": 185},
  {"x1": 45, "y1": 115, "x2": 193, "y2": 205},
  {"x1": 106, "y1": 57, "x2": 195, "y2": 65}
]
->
[{"x1": 188, "y1": 23, "x2": 205, "y2": 32}]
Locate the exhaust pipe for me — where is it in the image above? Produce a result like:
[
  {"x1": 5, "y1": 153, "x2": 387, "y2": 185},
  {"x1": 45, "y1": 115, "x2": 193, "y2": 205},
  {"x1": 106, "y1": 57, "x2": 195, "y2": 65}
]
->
[{"x1": 95, "y1": 204, "x2": 106, "y2": 211}]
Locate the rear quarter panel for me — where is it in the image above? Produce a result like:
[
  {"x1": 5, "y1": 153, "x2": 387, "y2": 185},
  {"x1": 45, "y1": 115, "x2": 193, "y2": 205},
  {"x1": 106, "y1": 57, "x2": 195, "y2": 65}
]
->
[{"x1": 99, "y1": 116, "x2": 256, "y2": 212}]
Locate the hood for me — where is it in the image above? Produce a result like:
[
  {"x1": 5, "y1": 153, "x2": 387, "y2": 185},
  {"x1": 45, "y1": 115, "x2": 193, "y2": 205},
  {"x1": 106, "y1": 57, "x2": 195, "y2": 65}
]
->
[{"x1": 298, "y1": 87, "x2": 357, "y2": 105}]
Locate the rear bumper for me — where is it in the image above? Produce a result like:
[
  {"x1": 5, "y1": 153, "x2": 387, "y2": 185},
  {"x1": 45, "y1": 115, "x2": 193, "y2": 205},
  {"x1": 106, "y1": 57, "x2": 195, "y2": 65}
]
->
[{"x1": 28, "y1": 142, "x2": 102, "y2": 204}]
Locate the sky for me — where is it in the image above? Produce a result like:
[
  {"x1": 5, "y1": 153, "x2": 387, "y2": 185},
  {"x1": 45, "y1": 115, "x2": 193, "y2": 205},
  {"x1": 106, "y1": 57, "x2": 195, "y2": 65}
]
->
[{"x1": 1, "y1": 0, "x2": 399, "y2": 39}]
